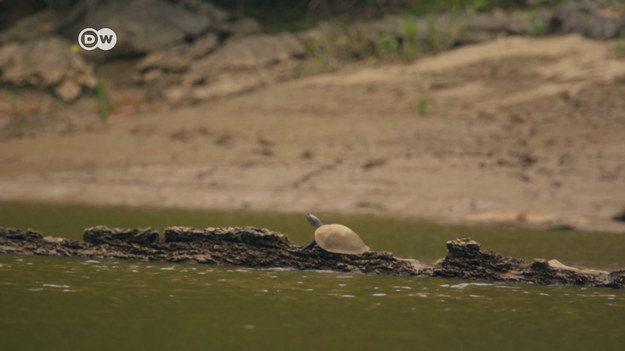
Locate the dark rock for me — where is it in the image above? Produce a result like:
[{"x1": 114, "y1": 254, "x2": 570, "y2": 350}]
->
[
  {"x1": 83, "y1": 226, "x2": 159, "y2": 246},
  {"x1": 552, "y1": 1, "x2": 625, "y2": 39},
  {"x1": 614, "y1": 209, "x2": 625, "y2": 222},
  {"x1": 608, "y1": 270, "x2": 625, "y2": 288},
  {"x1": 0, "y1": 10, "x2": 56, "y2": 44},
  {"x1": 1, "y1": 226, "x2": 623, "y2": 289},
  {"x1": 80, "y1": 0, "x2": 211, "y2": 56},
  {"x1": 213, "y1": 18, "x2": 263, "y2": 35},
  {"x1": 177, "y1": 0, "x2": 231, "y2": 23},
  {"x1": 164, "y1": 226, "x2": 291, "y2": 248},
  {"x1": 0, "y1": 227, "x2": 43, "y2": 241},
  {"x1": 526, "y1": 258, "x2": 610, "y2": 286},
  {"x1": 434, "y1": 238, "x2": 523, "y2": 280}
]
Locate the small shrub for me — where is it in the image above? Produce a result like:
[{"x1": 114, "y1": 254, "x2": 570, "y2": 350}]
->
[
  {"x1": 528, "y1": 10, "x2": 546, "y2": 37},
  {"x1": 377, "y1": 30, "x2": 399, "y2": 59},
  {"x1": 427, "y1": 15, "x2": 440, "y2": 52},
  {"x1": 615, "y1": 30, "x2": 625, "y2": 59},
  {"x1": 402, "y1": 19, "x2": 420, "y2": 62}
]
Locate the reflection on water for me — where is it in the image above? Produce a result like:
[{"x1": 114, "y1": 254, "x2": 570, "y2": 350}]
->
[{"x1": 1, "y1": 255, "x2": 624, "y2": 351}]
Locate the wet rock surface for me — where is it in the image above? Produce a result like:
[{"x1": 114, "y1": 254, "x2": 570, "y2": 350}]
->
[{"x1": 1, "y1": 226, "x2": 623, "y2": 289}]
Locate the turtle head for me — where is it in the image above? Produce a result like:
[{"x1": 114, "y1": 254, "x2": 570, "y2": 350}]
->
[{"x1": 306, "y1": 213, "x2": 324, "y2": 228}]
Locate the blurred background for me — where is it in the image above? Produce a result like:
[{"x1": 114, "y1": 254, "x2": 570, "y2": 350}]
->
[{"x1": 0, "y1": 0, "x2": 624, "y2": 233}]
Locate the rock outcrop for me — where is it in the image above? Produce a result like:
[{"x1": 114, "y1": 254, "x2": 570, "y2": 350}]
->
[
  {"x1": 1, "y1": 0, "x2": 625, "y2": 104},
  {"x1": 0, "y1": 36, "x2": 95, "y2": 102},
  {"x1": 1, "y1": 226, "x2": 623, "y2": 289}
]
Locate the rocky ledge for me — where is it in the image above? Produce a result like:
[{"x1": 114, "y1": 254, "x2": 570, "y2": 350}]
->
[{"x1": 1, "y1": 226, "x2": 624, "y2": 289}]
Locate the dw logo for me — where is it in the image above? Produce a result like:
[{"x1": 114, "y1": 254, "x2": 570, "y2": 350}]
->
[{"x1": 78, "y1": 28, "x2": 117, "y2": 51}]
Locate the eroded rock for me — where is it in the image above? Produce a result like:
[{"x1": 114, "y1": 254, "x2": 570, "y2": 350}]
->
[
  {"x1": 552, "y1": 1, "x2": 625, "y2": 39},
  {"x1": 185, "y1": 33, "x2": 305, "y2": 83},
  {"x1": 136, "y1": 33, "x2": 219, "y2": 74},
  {"x1": 0, "y1": 36, "x2": 95, "y2": 101},
  {"x1": 83, "y1": 0, "x2": 211, "y2": 55},
  {"x1": 176, "y1": 32, "x2": 305, "y2": 101},
  {"x1": 1, "y1": 225, "x2": 623, "y2": 289},
  {"x1": 83, "y1": 226, "x2": 159, "y2": 246},
  {"x1": 434, "y1": 238, "x2": 524, "y2": 280},
  {"x1": 0, "y1": 10, "x2": 56, "y2": 44}
]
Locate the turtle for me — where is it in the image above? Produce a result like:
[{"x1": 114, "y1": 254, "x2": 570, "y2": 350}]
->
[{"x1": 302, "y1": 213, "x2": 370, "y2": 254}]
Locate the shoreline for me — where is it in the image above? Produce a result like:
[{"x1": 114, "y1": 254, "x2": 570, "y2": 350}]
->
[{"x1": 1, "y1": 36, "x2": 624, "y2": 234}]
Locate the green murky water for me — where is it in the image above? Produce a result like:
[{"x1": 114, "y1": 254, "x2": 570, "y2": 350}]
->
[{"x1": 1, "y1": 201, "x2": 625, "y2": 350}]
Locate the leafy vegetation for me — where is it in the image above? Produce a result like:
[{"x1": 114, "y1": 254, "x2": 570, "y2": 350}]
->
[
  {"x1": 95, "y1": 69, "x2": 109, "y2": 122},
  {"x1": 528, "y1": 9, "x2": 547, "y2": 37},
  {"x1": 615, "y1": 30, "x2": 625, "y2": 59},
  {"x1": 416, "y1": 87, "x2": 428, "y2": 116},
  {"x1": 211, "y1": 0, "x2": 563, "y2": 32}
]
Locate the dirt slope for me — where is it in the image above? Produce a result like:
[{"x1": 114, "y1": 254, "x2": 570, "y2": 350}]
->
[{"x1": 1, "y1": 34, "x2": 624, "y2": 232}]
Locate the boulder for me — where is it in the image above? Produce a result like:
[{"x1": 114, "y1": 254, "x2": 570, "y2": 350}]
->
[
  {"x1": 164, "y1": 226, "x2": 290, "y2": 248},
  {"x1": 552, "y1": 1, "x2": 625, "y2": 39},
  {"x1": 213, "y1": 18, "x2": 263, "y2": 35},
  {"x1": 185, "y1": 33, "x2": 305, "y2": 84},
  {"x1": 0, "y1": 36, "x2": 95, "y2": 102},
  {"x1": 81, "y1": 0, "x2": 211, "y2": 55},
  {"x1": 177, "y1": 0, "x2": 232, "y2": 23},
  {"x1": 83, "y1": 225, "x2": 159, "y2": 246},
  {"x1": 0, "y1": 227, "x2": 43, "y2": 241},
  {"x1": 173, "y1": 32, "x2": 305, "y2": 101},
  {"x1": 0, "y1": 10, "x2": 56, "y2": 44},
  {"x1": 136, "y1": 33, "x2": 219, "y2": 73}
]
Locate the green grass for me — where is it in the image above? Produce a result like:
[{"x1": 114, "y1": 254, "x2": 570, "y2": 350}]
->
[
  {"x1": 528, "y1": 9, "x2": 547, "y2": 36},
  {"x1": 209, "y1": 0, "x2": 565, "y2": 33},
  {"x1": 95, "y1": 69, "x2": 109, "y2": 122},
  {"x1": 401, "y1": 19, "x2": 420, "y2": 61},
  {"x1": 615, "y1": 30, "x2": 625, "y2": 59},
  {"x1": 377, "y1": 30, "x2": 399, "y2": 59}
]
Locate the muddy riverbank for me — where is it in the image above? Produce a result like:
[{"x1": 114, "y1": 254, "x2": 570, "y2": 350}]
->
[{"x1": 1, "y1": 2, "x2": 624, "y2": 233}]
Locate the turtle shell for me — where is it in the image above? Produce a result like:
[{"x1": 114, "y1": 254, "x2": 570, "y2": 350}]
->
[{"x1": 314, "y1": 224, "x2": 370, "y2": 254}]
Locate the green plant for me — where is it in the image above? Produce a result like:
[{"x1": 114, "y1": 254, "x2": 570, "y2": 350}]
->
[
  {"x1": 615, "y1": 30, "x2": 625, "y2": 59},
  {"x1": 615, "y1": 39, "x2": 625, "y2": 59},
  {"x1": 468, "y1": 0, "x2": 490, "y2": 13},
  {"x1": 95, "y1": 69, "x2": 109, "y2": 122},
  {"x1": 334, "y1": 25, "x2": 374, "y2": 60},
  {"x1": 427, "y1": 15, "x2": 440, "y2": 52},
  {"x1": 402, "y1": 19, "x2": 420, "y2": 62},
  {"x1": 356, "y1": 25, "x2": 374, "y2": 58},
  {"x1": 377, "y1": 30, "x2": 399, "y2": 59},
  {"x1": 528, "y1": 10, "x2": 546, "y2": 37},
  {"x1": 416, "y1": 88, "x2": 428, "y2": 116}
]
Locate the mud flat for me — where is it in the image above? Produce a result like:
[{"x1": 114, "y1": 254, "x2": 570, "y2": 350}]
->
[{"x1": 1, "y1": 225, "x2": 624, "y2": 289}]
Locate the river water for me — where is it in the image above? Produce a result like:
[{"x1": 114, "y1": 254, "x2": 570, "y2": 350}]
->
[{"x1": 1, "y1": 202, "x2": 624, "y2": 350}]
